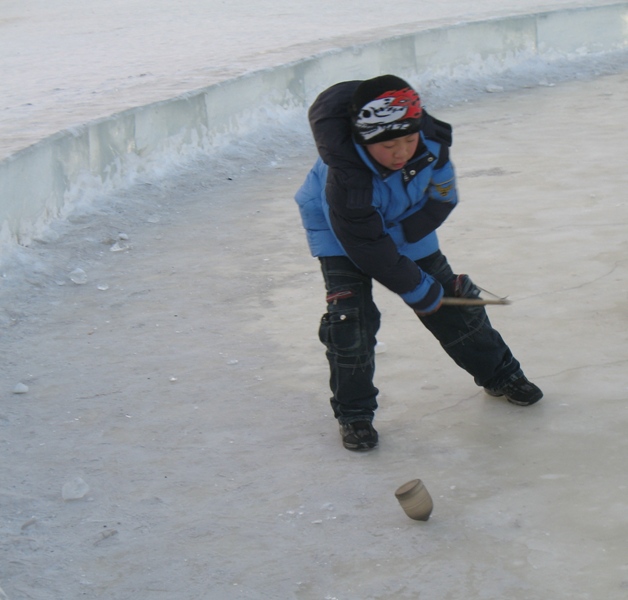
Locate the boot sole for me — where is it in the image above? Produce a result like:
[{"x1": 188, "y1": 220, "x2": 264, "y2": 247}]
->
[
  {"x1": 484, "y1": 388, "x2": 543, "y2": 406},
  {"x1": 343, "y1": 440, "x2": 378, "y2": 451}
]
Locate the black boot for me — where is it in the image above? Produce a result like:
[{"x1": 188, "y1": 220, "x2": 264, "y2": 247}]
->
[
  {"x1": 339, "y1": 421, "x2": 379, "y2": 450},
  {"x1": 485, "y1": 375, "x2": 543, "y2": 406}
]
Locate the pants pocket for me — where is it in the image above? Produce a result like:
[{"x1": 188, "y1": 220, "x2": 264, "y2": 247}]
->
[{"x1": 319, "y1": 307, "x2": 364, "y2": 355}]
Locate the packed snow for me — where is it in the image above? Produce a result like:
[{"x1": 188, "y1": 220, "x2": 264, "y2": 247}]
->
[
  {"x1": 0, "y1": 0, "x2": 623, "y2": 160},
  {"x1": 1, "y1": 1, "x2": 628, "y2": 599}
]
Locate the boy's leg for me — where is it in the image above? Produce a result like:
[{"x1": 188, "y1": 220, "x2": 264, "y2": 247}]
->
[
  {"x1": 415, "y1": 251, "x2": 542, "y2": 404},
  {"x1": 318, "y1": 256, "x2": 380, "y2": 446}
]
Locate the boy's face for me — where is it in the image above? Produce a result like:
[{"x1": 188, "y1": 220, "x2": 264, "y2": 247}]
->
[{"x1": 365, "y1": 133, "x2": 419, "y2": 171}]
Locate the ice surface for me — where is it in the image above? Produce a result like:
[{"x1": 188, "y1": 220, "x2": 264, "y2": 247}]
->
[
  {"x1": 2, "y1": 68, "x2": 626, "y2": 597},
  {"x1": 1, "y1": 1, "x2": 628, "y2": 599}
]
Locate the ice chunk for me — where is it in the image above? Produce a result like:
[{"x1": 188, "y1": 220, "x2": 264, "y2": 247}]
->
[
  {"x1": 69, "y1": 268, "x2": 87, "y2": 284},
  {"x1": 62, "y1": 477, "x2": 90, "y2": 501},
  {"x1": 109, "y1": 242, "x2": 129, "y2": 252}
]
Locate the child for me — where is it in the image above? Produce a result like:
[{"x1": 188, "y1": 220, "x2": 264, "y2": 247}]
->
[{"x1": 295, "y1": 75, "x2": 542, "y2": 451}]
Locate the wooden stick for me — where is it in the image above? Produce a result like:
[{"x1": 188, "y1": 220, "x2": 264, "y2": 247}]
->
[{"x1": 440, "y1": 297, "x2": 511, "y2": 306}]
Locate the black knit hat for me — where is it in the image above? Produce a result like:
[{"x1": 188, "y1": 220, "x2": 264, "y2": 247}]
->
[{"x1": 350, "y1": 75, "x2": 423, "y2": 145}]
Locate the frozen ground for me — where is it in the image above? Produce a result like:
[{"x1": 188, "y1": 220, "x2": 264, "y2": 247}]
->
[
  {"x1": 1, "y1": 1, "x2": 628, "y2": 599},
  {"x1": 2, "y1": 68, "x2": 627, "y2": 600}
]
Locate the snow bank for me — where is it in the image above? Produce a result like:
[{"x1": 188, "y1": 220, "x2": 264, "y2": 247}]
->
[{"x1": 0, "y1": 3, "x2": 627, "y2": 262}]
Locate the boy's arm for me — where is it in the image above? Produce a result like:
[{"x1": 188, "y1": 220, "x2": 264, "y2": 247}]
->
[
  {"x1": 308, "y1": 81, "x2": 364, "y2": 171},
  {"x1": 308, "y1": 82, "x2": 443, "y2": 314},
  {"x1": 326, "y1": 173, "x2": 443, "y2": 314}
]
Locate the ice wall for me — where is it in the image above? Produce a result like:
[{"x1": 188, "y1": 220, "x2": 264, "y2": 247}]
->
[{"x1": 0, "y1": 3, "x2": 627, "y2": 261}]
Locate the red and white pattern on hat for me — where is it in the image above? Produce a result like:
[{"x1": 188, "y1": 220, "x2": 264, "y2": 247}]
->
[{"x1": 354, "y1": 87, "x2": 422, "y2": 141}]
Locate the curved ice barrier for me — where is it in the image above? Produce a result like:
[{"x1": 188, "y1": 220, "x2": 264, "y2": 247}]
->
[{"x1": 0, "y1": 3, "x2": 627, "y2": 261}]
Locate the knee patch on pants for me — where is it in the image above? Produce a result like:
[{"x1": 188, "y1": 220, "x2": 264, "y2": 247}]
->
[
  {"x1": 319, "y1": 307, "x2": 366, "y2": 357},
  {"x1": 318, "y1": 284, "x2": 380, "y2": 359}
]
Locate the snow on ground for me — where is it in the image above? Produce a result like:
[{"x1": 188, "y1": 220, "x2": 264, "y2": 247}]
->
[
  {"x1": 0, "y1": 0, "x2": 622, "y2": 159},
  {"x1": 2, "y1": 68, "x2": 627, "y2": 598},
  {"x1": 1, "y1": 1, "x2": 628, "y2": 599}
]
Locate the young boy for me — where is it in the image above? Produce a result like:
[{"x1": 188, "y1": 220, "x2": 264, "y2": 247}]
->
[{"x1": 294, "y1": 75, "x2": 542, "y2": 451}]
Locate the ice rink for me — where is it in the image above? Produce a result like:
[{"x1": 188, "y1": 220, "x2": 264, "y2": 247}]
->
[{"x1": 1, "y1": 2, "x2": 628, "y2": 599}]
